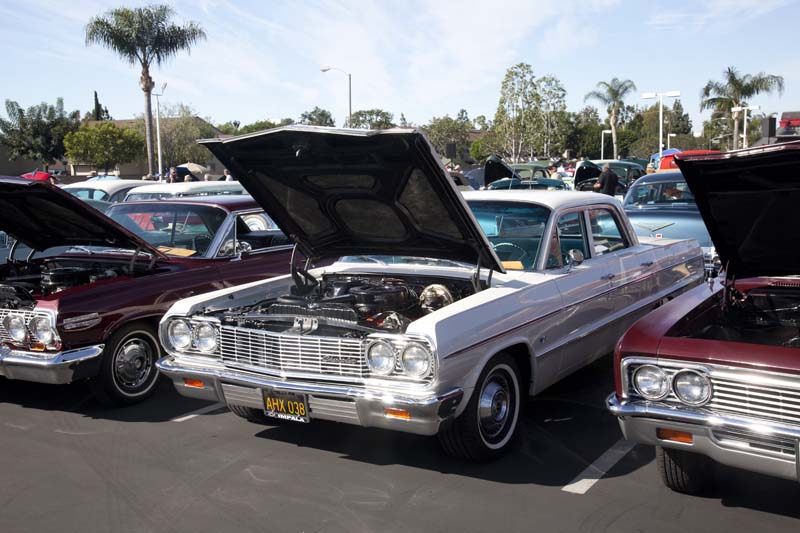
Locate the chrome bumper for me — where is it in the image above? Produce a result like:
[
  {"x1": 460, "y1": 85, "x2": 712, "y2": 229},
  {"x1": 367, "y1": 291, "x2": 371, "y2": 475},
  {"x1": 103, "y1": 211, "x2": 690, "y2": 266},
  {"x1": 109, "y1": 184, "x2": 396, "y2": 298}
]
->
[
  {"x1": 607, "y1": 393, "x2": 800, "y2": 482},
  {"x1": 157, "y1": 356, "x2": 464, "y2": 436},
  {"x1": 0, "y1": 344, "x2": 104, "y2": 385}
]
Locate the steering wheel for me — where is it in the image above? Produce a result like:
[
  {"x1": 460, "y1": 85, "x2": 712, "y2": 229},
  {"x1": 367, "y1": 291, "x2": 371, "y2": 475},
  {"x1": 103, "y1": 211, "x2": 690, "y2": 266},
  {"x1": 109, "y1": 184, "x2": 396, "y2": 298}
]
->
[
  {"x1": 191, "y1": 233, "x2": 213, "y2": 252},
  {"x1": 492, "y1": 242, "x2": 530, "y2": 263}
]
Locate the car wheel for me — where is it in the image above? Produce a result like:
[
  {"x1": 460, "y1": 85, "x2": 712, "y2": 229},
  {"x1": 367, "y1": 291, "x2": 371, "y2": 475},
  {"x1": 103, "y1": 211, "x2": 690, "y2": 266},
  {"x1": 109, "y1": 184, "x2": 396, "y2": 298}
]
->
[
  {"x1": 91, "y1": 322, "x2": 161, "y2": 407},
  {"x1": 228, "y1": 404, "x2": 288, "y2": 425},
  {"x1": 438, "y1": 353, "x2": 521, "y2": 460},
  {"x1": 656, "y1": 446, "x2": 713, "y2": 494}
]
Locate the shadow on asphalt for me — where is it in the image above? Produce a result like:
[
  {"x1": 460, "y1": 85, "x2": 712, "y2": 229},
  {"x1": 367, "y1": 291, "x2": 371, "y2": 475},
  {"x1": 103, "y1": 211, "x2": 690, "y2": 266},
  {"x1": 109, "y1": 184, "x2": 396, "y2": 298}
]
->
[
  {"x1": 249, "y1": 354, "x2": 653, "y2": 487},
  {"x1": 0, "y1": 376, "x2": 220, "y2": 423}
]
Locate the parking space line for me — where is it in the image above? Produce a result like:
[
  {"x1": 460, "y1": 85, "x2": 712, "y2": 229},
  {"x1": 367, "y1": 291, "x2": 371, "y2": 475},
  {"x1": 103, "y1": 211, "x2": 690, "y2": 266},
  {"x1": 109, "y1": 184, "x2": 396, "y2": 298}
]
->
[
  {"x1": 170, "y1": 403, "x2": 227, "y2": 422},
  {"x1": 561, "y1": 439, "x2": 636, "y2": 495}
]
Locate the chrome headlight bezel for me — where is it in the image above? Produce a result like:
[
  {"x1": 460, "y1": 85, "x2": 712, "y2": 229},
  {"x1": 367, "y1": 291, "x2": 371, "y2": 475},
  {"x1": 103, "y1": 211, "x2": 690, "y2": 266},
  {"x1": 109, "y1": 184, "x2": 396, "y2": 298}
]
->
[
  {"x1": 3, "y1": 314, "x2": 28, "y2": 344},
  {"x1": 366, "y1": 340, "x2": 396, "y2": 376},
  {"x1": 167, "y1": 319, "x2": 193, "y2": 351},
  {"x1": 400, "y1": 342, "x2": 433, "y2": 378},
  {"x1": 29, "y1": 316, "x2": 54, "y2": 345},
  {"x1": 194, "y1": 322, "x2": 218, "y2": 353},
  {"x1": 672, "y1": 369, "x2": 712, "y2": 406},
  {"x1": 632, "y1": 364, "x2": 670, "y2": 400}
]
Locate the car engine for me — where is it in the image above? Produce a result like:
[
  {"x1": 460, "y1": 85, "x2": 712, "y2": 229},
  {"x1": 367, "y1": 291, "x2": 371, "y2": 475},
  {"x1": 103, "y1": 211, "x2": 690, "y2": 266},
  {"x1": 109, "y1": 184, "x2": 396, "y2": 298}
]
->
[
  {"x1": 0, "y1": 260, "x2": 127, "y2": 300},
  {"x1": 217, "y1": 273, "x2": 477, "y2": 336}
]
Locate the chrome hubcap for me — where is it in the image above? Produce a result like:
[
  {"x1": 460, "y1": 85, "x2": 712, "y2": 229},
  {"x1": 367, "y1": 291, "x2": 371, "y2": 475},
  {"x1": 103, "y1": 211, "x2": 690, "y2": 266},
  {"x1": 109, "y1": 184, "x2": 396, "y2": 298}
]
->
[
  {"x1": 478, "y1": 374, "x2": 511, "y2": 439},
  {"x1": 114, "y1": 338, "x2": 153, "y2": 390}
]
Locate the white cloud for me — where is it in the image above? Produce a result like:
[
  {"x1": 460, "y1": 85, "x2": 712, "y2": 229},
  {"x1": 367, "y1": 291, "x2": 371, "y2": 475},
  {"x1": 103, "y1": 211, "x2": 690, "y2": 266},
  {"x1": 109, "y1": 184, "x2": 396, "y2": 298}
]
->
[{"x1": 646, "y1": 0, "x2": 790, "y2": 30}]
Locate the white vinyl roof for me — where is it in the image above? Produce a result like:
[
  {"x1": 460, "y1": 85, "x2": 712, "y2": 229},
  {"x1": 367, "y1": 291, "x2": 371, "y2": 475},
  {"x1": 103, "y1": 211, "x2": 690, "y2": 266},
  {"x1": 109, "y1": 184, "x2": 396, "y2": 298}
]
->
[{"x1": 461, "y1": 189, "x2": 623, "y2": 210}]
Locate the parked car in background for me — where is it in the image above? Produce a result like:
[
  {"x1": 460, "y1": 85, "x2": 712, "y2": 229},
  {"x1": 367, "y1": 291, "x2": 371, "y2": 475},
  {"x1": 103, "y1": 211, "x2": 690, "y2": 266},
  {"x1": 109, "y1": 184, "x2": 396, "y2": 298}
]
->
[
  {"x1": 156, "y1": 127, "x2": 703, "y2": 460},
  {"x1": 511, "y1": 162, "x2": 550, "y2": 179},
  {"x1": 124, "y1": 180, "x2": 246, "y2": 201},
  {"x1": 623, "y1": 171, "x2": 719, "y2": 275},
  {"x1": 464, "y1": 167, "x2": 484, "y2": 189},
  {"x1": 657, "y1": 150, "x2": 720, "y2": 171},
  {"x1": 607, "y1": 143, "x2": 800, "y2": 494},
  {"x1": 487, "y1": 177, "x2": 569, "y2": 190},
  {"x1": 63, "y1": 179, "x2": 145, "y2": 204},
  {"x1": 569, "y1": 160, "x2": 644, "y2": 194},
  {"x1": 0, "y1": 179, "x2": 294, "y2": 406}
]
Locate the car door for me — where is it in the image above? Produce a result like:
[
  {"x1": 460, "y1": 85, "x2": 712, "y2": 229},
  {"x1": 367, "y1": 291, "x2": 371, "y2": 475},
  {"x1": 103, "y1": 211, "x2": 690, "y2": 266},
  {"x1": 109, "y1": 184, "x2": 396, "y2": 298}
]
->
[{"x1": 545, "y1": 209, "x2": 616, "y2": 378}]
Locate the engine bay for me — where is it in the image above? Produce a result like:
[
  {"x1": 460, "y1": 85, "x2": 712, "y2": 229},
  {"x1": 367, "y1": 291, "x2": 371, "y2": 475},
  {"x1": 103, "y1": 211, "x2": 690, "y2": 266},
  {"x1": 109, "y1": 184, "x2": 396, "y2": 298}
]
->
[
  {"x1": 0, "y1": 258, "x2": 141, "y2": 308},
  {"x1": 217, "y1": 272, "x2": 478, "y2": 337},
  {"x1": 669, "y1": 286, "x2": 800, "y2": 348}
]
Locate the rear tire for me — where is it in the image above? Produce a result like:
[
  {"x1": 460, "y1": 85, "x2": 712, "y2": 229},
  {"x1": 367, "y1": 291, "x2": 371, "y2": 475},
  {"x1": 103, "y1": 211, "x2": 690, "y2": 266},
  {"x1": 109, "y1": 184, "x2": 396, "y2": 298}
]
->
[
  {"x1": 438, "y1": 353, "x2": 522, "y2": 461},
  {"x1": 91, "y1": 322, "x2": 160, "y2": 407},
  {"x1": 656, "y1": 446, "x2": 713, "y2": 494}
]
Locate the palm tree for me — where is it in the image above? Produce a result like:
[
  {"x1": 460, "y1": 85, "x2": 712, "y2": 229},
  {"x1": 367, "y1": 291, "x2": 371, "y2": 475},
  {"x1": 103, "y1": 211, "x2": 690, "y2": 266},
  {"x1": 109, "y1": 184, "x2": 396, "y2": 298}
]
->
[
  {"x1": 86, "y1": 5, "x2": 206, "y2": 176},
  {"x1": 585, "y1": 78, "x2": 637, "y2": 160},
  {"x1": 700, "y1": 67, "x2": 784, "y2": 150}
]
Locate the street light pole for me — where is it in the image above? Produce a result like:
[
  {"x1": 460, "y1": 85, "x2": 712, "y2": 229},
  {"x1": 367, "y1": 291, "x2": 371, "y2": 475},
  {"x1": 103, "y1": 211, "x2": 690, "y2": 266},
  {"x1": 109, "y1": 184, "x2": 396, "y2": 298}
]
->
[
  {"x1": 601, "y1": 129, "x2": 612, "y2": 160},
  {"x1": 321, "y1": 66, "x2": 352, "y2": 127},
  {"x1": 153, "y1": 82, "x2": 167, "y2": 181},
  {"x1": 732, "y1": 105, "x2": 760, "y2": 148},
  {"x1": 642, "y1": 90, "x2": 680, "y2": 164}
]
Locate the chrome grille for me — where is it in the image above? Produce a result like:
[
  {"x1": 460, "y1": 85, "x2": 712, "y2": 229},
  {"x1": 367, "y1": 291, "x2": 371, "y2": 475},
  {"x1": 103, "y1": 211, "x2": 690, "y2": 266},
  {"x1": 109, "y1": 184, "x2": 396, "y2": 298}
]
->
[
  {"x1": 0, "y1": 308, "x2": 49, "y2": 343},
  {"x1": 712, "y1": 428, "x2": 797, "y2": 459},
  {"x1": 219, "y1": 325, "x2": 366, "y2": 378},
  {"x1": 708, "y1": 376, "x2": 800, "y2": 426}
]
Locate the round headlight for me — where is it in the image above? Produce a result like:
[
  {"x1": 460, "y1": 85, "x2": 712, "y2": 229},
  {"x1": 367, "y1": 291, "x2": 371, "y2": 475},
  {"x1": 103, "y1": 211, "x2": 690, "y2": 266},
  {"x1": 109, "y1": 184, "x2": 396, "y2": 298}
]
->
[
  {"x1": 401, "y1": 342, "x2": 432, "y2": 378},
  {"x1": 29, "y1": 316, "x2": 54, "y2": 345},
  {"x1": 673, "y1": 370, "x2": 711, "y2": 405},
  {"x1": 168, "y1": 320, "x2": 192, "y2": 351},
  {"x1": 366, "y1": 341, "x2": 396, "y2": 376},
  {"x1": 633, "y1": 364, "x2": 670, "y2": 400},
  {"x1": 194, "y1": 323, "x2": 218, "y2": 353},
  {"x1": 3, "y1": 314, "x2": 27, "y2": 343}
]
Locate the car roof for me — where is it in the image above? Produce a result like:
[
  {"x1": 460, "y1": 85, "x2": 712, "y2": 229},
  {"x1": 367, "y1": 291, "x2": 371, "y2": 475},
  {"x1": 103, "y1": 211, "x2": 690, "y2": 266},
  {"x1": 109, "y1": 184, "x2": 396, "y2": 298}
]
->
[
  {"x1": 114, "y1": 194, "x2": 260, "y2": 212},
  {"x1": 631, "y1": 171, "x2": 685, "y2": 185},
  {"x1": 462, "y1": 189, "x2": 620, "y2": 210},
  {"x1": 63, "y1": 179, "x2": 146, "y2": 194},
  {"x1": 125, "y1": 181, "x2": 246, "y2": 194}
]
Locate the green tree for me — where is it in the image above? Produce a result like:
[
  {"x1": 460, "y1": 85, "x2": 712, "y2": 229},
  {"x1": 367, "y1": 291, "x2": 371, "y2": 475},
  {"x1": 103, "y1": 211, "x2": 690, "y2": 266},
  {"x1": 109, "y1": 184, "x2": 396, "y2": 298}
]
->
[
  {"x1": 398, "y1": 113, "x2": 410, "y2": 128},
  {"x1": 86, "y1": 5, "x2": 206, "y2": 176},
  {"x1": 422, "y1": 111, "x2": 472, "y2": 161},
  {"x1": 64, "y1": 122, "x2": 144, "y2": 173},
  {"x1": 495, "y1": 63, "x2": 540, "y2": 162},
  {"x1": 218, "y1": 118, "x2": 294, "y2": 135},
  {"x1": 669, "y1": 99, "x2": 692, "y2": 135},
  {"x1": 700, "y1": 66, "x2": 784, "y2": 150},
  {"x1": 0, "y1": 98, "x2": 80, "y2": 169},
  {"x1": 562, "y1": 106, "x2": 603, "y2": 159},
  {"x1": 136, "y1": 103, "x2": 217, "y2": 169},
  {"x1": 348, "y1": 109, "x2": 395, "y2": 129},
  {"x1": 538, "y1": 75, "x2": 567, "y2": 158},
  {"x1": 85, "y1": 90, "x2": 112, "y2": 122},
  {"x1": 584, "y1": 77, "x2": 637, "y2": 159},
  {"x1": 298, "y1": 106, "x2": 335, "y2": 127}
]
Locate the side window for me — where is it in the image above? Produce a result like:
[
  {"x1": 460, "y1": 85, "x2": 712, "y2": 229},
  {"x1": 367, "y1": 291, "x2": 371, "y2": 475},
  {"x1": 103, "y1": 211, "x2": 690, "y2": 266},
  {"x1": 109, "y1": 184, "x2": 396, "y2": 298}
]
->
[
  {"x1": 547, "y1": 212, "x2": 587, "y2": 269},
  {"x1": 533, "y1": 169, "x2": 548, "y2": 179},
  {"x1": 588, "y1": 209, "x2": 628, "y2": 256},
  {"x1": 217, "y1": 213, "x2": 285, "y2": 257}
]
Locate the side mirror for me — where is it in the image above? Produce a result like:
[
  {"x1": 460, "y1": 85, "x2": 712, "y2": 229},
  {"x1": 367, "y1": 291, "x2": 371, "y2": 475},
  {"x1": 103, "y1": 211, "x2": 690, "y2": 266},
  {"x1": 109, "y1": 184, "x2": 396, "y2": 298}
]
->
[
  {"x1": 236, "y1": 240, "x2": 253, "y2": 257},
  {"x1": 566, "y1": 249, "x2": 584, "y2": 267}
]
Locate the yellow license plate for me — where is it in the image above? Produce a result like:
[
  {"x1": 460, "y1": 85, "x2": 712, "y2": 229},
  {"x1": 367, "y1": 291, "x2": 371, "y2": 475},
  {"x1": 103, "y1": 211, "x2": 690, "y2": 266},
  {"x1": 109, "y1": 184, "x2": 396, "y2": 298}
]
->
[{"x1": 263, "y1": 391, "x2": 309, "y2": 423}]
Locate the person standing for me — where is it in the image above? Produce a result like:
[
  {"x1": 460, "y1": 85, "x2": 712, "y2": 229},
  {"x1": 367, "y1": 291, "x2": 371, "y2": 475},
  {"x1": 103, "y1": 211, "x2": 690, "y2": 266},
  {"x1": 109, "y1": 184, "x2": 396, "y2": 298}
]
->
[
  {"x1": 547, "y1": 165, "x2": 560, "y2": 179},
  {"x1": 593, "y1": 163, "x2": 618, "y2": 196},
  {"x1": 167, "y1": 167, "x2": 179, "y2": 183},
  {"x1": 223, "y1": 169, "x2": 235, "y2": 181}
]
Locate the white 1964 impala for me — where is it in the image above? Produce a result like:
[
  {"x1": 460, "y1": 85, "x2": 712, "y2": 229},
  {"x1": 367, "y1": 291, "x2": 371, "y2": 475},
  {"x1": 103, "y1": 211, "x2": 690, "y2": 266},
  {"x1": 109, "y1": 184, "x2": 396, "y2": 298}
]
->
[{"x1": 156, "y1": 126, "x2": 703, "y2": 459}]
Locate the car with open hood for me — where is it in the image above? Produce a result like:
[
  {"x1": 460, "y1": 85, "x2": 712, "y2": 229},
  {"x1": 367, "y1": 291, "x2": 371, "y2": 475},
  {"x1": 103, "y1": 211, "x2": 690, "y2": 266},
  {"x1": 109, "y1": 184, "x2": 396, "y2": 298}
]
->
[
  {"x1": 155, "y1": 126, "x2": 703, "y2": 459},
  {"x1": 607, "y1": 142, "x2": 800, "y2": 493},
  {"x1": 0, "y1": 180, "x2": 294, "y2": 405}
]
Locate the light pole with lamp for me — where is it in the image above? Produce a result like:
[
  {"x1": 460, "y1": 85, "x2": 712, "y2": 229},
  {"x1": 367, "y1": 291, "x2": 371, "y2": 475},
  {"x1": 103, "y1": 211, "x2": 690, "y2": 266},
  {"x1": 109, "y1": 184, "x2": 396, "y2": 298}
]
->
[
  {"x1": 320, "y1": 66, "x2": 352, "y2": 127},
  {"x1": 153, "y1": 82, "x2": 167, "y2": 180},
  {"x1": 731, "y1": 104, "x2": 760, "y2": 148},
  {"x1": 641, "y1": 90, "x2": 680, "y2": 165},
  {"x1": 667, "y1": 133, "x2": 677, "y2": 150},
  {"x1": 600, "y1": 129, "x2": 612, "y2": 160}
]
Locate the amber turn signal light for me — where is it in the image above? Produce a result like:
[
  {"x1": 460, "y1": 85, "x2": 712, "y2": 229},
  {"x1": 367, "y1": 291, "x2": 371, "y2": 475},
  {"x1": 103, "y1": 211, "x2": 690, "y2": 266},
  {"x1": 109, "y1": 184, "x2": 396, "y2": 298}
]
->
[
  {"x1": 657, "y1": 428, "x2": 693, "y2": 444},
  {"x1": 384, "y1": 408, "x2": 412, "y2": 420},
  {"x1": 183, "y1": 378, "x2": 205, "y2": 388}
]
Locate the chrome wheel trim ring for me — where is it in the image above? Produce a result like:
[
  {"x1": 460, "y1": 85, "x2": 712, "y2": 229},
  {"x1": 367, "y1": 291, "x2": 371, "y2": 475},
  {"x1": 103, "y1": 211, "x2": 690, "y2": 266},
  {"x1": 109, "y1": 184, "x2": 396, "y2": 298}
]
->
[
  {"x1": 476, "y1": 363, "x2": 520, "y2": 449},
  {"x1": 113, "y1": 334, "x2": 155, "y2": 392}
]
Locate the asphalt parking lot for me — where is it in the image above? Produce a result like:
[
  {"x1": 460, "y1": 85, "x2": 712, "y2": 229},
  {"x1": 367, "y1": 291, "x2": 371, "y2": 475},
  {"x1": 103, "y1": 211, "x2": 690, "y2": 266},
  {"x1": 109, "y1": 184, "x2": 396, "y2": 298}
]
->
[{"x1": 2, "y1": 355, "x2": 799, "y2": 533}]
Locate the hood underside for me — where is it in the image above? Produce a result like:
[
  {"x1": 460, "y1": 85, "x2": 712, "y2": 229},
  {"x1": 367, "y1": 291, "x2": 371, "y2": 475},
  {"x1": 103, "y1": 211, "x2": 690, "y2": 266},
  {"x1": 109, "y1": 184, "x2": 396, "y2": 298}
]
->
[
  {"x1": 676, "y1": 141, "x2": 800, "y2": 279},
  {"x1": 0, "y1": 177, "x2": 164, "y2": 256},
  {"x1": 200, "y1": 126, "x2": 504, "y2": 272}
]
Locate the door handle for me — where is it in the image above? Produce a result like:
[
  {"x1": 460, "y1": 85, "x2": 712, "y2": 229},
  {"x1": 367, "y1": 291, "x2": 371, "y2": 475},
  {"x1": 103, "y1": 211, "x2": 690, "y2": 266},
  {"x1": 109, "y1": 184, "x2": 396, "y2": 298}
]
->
[
  {"x1": 601, "y1": 273, "x2": 616, "y2": 281},
  {"x1": 640, "y1": 261, "x2": 654, "y2": 267}
]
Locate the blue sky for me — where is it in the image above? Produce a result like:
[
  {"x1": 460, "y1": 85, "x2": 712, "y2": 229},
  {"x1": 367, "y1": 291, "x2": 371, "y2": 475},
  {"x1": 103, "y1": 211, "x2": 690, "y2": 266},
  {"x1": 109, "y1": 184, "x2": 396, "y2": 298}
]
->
[{"x1": 1, "y1": 0, "x2": 798, "y2": 133}]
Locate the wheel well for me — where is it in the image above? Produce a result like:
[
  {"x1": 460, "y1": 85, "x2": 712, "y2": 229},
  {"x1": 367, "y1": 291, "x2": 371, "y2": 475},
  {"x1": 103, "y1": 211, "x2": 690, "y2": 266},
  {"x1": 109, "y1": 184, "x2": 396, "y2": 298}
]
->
[
  {"x1": 502, "y1": 343, "x2": 532, "y2": 389},
  {"x1": 104, "y1": 316, "x2": 160, "y2": 343}
]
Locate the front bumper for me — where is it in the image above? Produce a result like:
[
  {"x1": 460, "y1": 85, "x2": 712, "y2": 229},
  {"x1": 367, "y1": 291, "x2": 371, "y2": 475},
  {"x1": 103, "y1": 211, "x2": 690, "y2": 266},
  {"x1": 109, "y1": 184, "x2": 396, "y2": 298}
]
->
[
  {"x1": 157, "y1": 356, "x2": 464, "y2": 436},
  {"x1": 0, "y1": 344, "x2": 104, "y2": 385},
  {"x1": 607, "y1": 393, "x2": 800, "y2": 482}
]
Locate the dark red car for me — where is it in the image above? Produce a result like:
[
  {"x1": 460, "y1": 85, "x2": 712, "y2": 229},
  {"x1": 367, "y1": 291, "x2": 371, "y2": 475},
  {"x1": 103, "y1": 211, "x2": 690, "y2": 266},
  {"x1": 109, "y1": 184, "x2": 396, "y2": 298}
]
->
[
  {"x1": 607, "y1": 142, "x2": 800, "y2": 493},
  {"x1": 0, "y1": 177, "x2": 293, "y2": 405}
]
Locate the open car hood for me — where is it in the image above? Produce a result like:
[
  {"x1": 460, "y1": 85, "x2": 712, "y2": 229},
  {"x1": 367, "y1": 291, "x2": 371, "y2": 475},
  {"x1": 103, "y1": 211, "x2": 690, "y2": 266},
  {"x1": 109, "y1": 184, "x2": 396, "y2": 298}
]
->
[
  {"x1": 676, "y1": 141, "x2": 800, "y2": 279},
  {"x1": 574, "y1": 162, "x2": 601, "y2": 184},
  {"x1": 483, "y1": 155, "x2": 521, "y2": 187},
  {"x1": 0, "y1": 177, "x2": 165, "y2": 257},
  {"x1": 200, "y1": 126, "x2": 504, "y2": 272}
]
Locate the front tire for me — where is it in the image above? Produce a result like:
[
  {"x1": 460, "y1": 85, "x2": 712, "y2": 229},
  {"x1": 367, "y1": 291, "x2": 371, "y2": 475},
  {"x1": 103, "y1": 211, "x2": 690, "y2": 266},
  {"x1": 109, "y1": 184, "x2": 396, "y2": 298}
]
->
[
  {"x1": 656, "y1": 446, "x2": 713, "y2": 494},
  {"x1": 90, "y1": 323, "x2": 161, "y2": 407},
  {"x1": 438, "y1": 353, "x2": 522, "y2": 460},
  {"x1": 229, "y1": 403, "x2": 271, "y2": 424}
]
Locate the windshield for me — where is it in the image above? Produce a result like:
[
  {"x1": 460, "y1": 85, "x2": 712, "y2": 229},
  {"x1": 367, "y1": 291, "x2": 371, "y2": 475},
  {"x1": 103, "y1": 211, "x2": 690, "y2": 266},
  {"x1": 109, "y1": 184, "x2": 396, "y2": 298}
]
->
[
  {"x1": 625, "y1": 180, "x2": 696, "y2": 207},
  {"x1": 66, "y1": 188, "x2": 110, "y2": 201},
  {"x1": 106, "y1": 203, "x2": 228, "y2": 257}
]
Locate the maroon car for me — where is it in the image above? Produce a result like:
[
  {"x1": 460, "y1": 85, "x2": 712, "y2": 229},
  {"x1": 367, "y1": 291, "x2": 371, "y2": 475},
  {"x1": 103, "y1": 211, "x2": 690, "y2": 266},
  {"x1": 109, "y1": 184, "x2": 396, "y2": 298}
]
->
[
  {"x1": 0, "y1": 177, "x2": 293, "y2": 405},
  {"x1": 607, "y1": 142, "x2": 800, "y2": 493}
]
